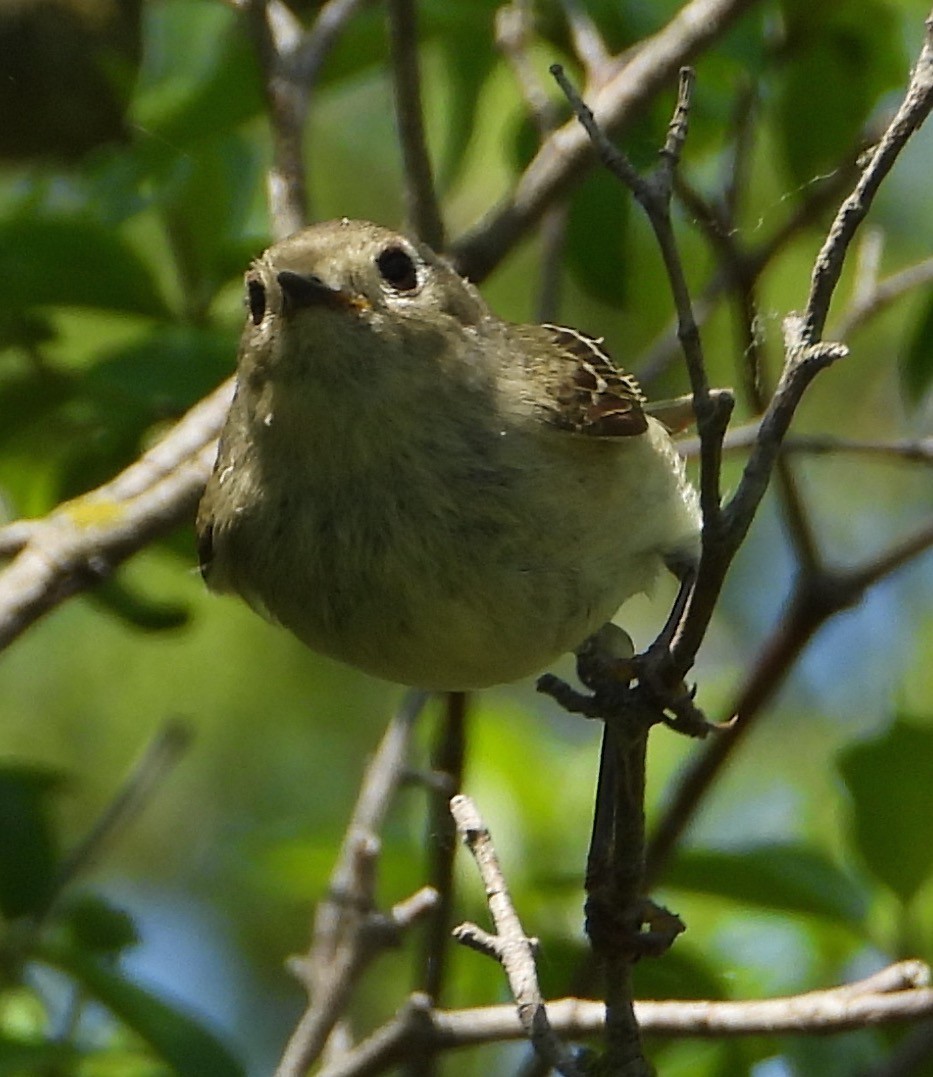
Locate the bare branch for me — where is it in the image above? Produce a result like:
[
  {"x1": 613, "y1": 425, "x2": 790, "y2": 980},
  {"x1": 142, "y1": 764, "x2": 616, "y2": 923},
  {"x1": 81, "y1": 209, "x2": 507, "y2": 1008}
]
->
[
  {"x1": 674, "y1": 173, "x2": 825, "y2": 575},
  {"x1": 407, "y1": 692, "x2": 468, "y2": 1077},
  {"x1": 637, "y1": 158, "x2": 859, "y2": 385},
  {"x1": 832, "y1": 253, "x2": 933, "y2": 340},
  {"x1": 552, "y1": 63, "x2": 730, "y2": 546},
  {"x1": 246, "y1": 0, "x2": 310, "y2": 236},
  {"x1": 276, "y1": 691, "x2": 431, "y2": 1077},
  {"x1": 387, "y1": 0, "x2": 445, "y2": 249},
  {"x1": 647, "y1": 516, "x2": 933, "y2": 885},
  {"x1": 38, "y1": 720, "x2": 192, "y2": 922},
  {"x1": 680, "y1": 421, "x2": 933, "y2": 464},
  {"x1": 494, "y1": 3, "x2": 569, "y2": 322},
  {"x1": 246, "y1": 0, "x2": 373, "y2": 237},
  {"x1": 495, "y1": 2, "x2": 561, "y2": 136},
  {"x1": 314, "y1": 962, "x2": 933, "y2": 1075},
  {"x1": 0, "y1": 379, "x2": 232, "y2": 655},
  {"x1": 451, "y1": 794, "x2": 584, "y2": 1077},
  {"x1": 559, "y1": 0, "x2": 612, "y2": 83},
  {"x1": 451, "y1": 0, "x2": 762, "y2": 282}
]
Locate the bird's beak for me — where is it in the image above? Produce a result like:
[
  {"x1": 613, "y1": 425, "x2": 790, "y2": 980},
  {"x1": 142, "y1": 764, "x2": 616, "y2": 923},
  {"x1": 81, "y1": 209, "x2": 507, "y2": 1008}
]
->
[{"x1": 277, "y1": 270, "x2": 369, "y2": 315}]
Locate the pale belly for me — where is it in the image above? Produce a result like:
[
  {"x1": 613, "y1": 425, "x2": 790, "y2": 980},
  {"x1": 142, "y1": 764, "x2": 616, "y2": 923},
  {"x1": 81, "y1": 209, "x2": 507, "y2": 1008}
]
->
[{"x1": 211, "y1": 419, "x2": 699, "y2": 690}]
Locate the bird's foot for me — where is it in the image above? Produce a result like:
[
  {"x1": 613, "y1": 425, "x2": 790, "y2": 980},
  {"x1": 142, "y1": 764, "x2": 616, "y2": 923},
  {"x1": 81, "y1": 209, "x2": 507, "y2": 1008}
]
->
[
  {"x1": 585, "y1": 893, "x2": 685, "y2": 961},
  {"x1": 567, "y1": 624, "x2": 722, "y2": 738}
]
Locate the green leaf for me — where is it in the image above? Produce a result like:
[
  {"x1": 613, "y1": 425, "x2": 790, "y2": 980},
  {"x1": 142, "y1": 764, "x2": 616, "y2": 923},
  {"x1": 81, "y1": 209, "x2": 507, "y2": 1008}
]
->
[
  {"x1": 133, "y1": 1, "x2": 262, "y2": 146},
  {"x1": 776, "y1": 1, "x2": 904, "y2": 186},
  {"x1": 435, "y1": 32, "x2": 497, "y2": 190},
  {"x1": 0, "y1": 364, "x2": 77, "y2": 449},
  {"x1": 42, "y1": 943, "x2": 244, "y2": 1077},
  {"x1": 0, "y1": 766, "x2": 65, "y2": 919},
  {"x1": 0, "y1": 1037, "x2": 78, "y2": 1073},
  {"x1": 902, "y1": 292, "x2": 933, "y2": 404},
  {"x1": 89, "y1": 575, "x2": 191, "y2": 634},
  {"x1": 146, "y1": 134, "x2": 264, "y2": 303},
  {"x1": 565, "y1": 166, "x2": 631, "y2": 307},
  {"x1": 664, "y1": 843, "x2": 869, "y2": 926},
  {"x1": 58, "y1": 894, "x2": 140, "y2": 957},
  {"x1": 85, "y1": 325, "x2": 237, "y2": 413},
  {"x1": 838, "y1": 717, "x2": 933, "y2": 904},
  {"x1": 0, "y1": 217, "x2": 166, "y2": 317},
  {"x1": 634, "y1": 943, "x2": 727, "y2": 1002}
]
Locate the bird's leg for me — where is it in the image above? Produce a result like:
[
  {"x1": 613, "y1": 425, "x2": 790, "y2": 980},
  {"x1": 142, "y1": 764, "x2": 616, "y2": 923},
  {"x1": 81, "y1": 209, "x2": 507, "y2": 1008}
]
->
[
  {"x1": 654, "y1": 557, "x2": 696, "y2": 654},
  {"x1": 636, "y1": 560, "x2": 718, "y2": 737}
]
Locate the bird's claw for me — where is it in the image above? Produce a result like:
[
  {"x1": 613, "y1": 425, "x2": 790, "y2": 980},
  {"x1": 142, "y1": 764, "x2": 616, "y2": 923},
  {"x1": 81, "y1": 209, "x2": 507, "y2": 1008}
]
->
[{"x1": 573, "y1": 627, "x2": 720, "y2": 738}]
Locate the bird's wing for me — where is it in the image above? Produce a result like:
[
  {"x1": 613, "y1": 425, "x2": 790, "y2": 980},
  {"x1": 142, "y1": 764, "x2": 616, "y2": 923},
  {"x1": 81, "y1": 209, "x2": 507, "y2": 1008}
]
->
[{"x1": 514, "y1": 323, "x2": 648, "y2": 438}]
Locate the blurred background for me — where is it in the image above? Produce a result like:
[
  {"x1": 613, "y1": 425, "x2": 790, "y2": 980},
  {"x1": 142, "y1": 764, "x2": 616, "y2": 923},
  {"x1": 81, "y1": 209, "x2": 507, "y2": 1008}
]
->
[{"x1": 0, "y1": 0, "x2": 932, "y2": 1074}]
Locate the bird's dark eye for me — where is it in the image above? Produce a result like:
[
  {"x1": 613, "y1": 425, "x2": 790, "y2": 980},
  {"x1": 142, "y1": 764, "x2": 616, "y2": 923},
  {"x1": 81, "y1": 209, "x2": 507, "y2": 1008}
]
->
[
  {"x1": 376, "y1": 246, "x2": 419, "y2": 292},
  {"x1": 247, "y1": 276, "x2": 266, "y2": 325}
]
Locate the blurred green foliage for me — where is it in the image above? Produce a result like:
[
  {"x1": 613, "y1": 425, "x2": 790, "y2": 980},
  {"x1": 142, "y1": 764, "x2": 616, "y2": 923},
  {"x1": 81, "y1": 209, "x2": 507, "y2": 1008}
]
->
[{"x1": 0, "y1": 0, "x2": 932, "y2": 1074}]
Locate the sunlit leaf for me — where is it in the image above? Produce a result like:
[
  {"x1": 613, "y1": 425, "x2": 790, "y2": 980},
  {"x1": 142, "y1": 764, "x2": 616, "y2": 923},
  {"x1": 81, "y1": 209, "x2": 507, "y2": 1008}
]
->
[{"x1": 133, "y1": 0, "x2": 261, "y2": 145}]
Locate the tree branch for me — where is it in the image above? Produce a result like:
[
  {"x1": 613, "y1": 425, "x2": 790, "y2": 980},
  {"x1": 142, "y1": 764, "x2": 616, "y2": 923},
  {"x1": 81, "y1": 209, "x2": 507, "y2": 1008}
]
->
[
  {"x1": 406, "y1": 692, "x2": 468, "y2": 1077},
  {"x1": 679, "y1": 422, "x2": 933, "y2": 464},
  {"x1": 312, "y1": 961, "x2": 933, "y2": 1076},
  {"x1": 0, "y1": 379, "x2": 232, "y2": 655},
  {"x1": 246, "y1": 0, "x2": 373, "y2": 237},
  {"x1": 386, "y1": 0, "x2": 445, "y2": 249},
  {"x1": 451, "y1": 794, "x2": 584, "y2": 1077},
  {"x1": 450, "y1": 0, "x2": 762, "y2": 282},
  {"x1": 647, "y1": 517, "x2": 933, "y2": 885},
  {"x1": 276, "y1": 690, "x2": 433, "y2": 1077}
]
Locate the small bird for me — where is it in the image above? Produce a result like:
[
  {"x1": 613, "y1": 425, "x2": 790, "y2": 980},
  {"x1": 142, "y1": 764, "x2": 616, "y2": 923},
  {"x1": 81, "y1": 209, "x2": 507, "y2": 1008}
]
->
[{"x1": 196, "y1": 219, "x2": 701, "y2": 691}]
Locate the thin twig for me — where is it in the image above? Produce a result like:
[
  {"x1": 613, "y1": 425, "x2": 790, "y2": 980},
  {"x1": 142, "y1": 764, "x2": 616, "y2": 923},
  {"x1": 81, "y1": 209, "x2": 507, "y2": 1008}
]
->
[
  {"x1": 551, "y1": 62, "x2": 729, "y2": 538},
  {"x1": 638, "y1": 150, "x2": 863, "y2": 386},
  {"x1": 559, "y1": 0, "x2": 612, "y2": 83},
  {"x1": 387, "y1": 0, "x2": 445, "y2": 249},
  {"x1": 406, "y1": 692, "x2": 467, "y2": 1077},
  {"x1": 246, "y1": 0, "x2": 309, "y2": 236},
  {"x1": 646, "y1": 517, "x2": 933, "y2": 885},
  {"x1": 36, "y1": 720, "x2": 192, "y2": 923},
  {"x1": 290, "y1": 0, "x2": 374, "y2": 86},
  {"x1": 679, "y1": 422, "x2": 933, "y2": 464},
  {"x1": 675, "y1": 173, "x2": 824, "y2": 574},
  {"x1": 276, "y1": 691, "x2": 432, "y2": 1077},
  {"x1": 451, "y1": 0, "x2": 762, "y2": 282},
  {"x1": 494, "y1": 3, "x2": 569, "y2": 322},
  {"x1": 832, "y1": 253, "x2": 933, "y2": 340},
  {"x1": 495, "y1": 1, "x2": 562, "y2": 135},
  {"x1": 547, "y1": 64, "x2": 721, "y2": 1076},
  {"x1": 246, "y1": 0, "x2": 372, "y2": 237},
  {"x1": 451, "y1": 795, "x2": 584, "y2": 1077}
]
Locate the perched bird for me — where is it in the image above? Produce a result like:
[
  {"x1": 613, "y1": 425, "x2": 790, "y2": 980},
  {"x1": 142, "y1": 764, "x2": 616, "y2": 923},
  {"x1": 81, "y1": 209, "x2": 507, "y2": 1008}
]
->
[{"x1": 196, "y1": 219, "x2": 701, "y2": 690}]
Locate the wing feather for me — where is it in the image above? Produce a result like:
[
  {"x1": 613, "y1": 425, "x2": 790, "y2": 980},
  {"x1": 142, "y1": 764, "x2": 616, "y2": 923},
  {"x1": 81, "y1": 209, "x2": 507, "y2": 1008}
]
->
[{"x1": 513, "y1": 323, "x2": 648, "y2": 438}]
